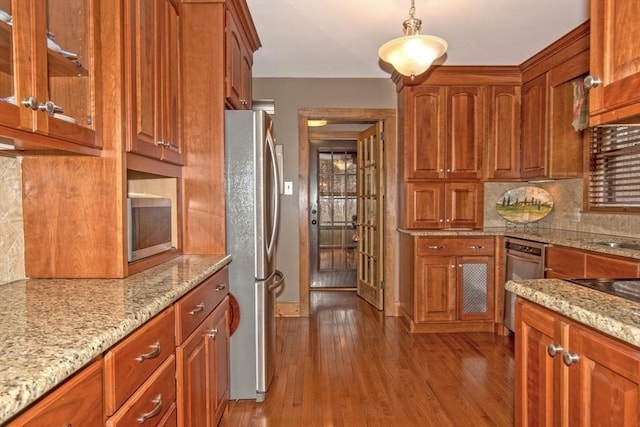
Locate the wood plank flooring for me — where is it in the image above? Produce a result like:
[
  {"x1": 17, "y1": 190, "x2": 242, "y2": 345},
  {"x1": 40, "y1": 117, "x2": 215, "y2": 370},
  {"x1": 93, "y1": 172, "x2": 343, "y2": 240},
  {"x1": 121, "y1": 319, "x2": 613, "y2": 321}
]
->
[{"x1": 220, "y1": 291, "x2": 515, "y2": 426}]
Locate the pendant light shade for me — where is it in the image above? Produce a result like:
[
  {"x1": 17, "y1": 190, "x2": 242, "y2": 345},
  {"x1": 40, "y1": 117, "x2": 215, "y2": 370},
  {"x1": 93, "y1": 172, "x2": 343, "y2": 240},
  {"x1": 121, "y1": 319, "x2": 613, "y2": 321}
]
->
[{"x1": 378, "y1": 0, "x2": 447, "y2": 79}]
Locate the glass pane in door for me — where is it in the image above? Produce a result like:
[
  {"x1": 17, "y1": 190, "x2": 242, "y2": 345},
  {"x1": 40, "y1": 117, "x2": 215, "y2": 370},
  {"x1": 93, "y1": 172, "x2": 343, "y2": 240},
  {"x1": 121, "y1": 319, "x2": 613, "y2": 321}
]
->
[
  {"x1": 46, "y1": 0, "x2": 93, "y2": 129},
  {"x1": 312, "y1": 150, "x2": 357, "y2": 287}
]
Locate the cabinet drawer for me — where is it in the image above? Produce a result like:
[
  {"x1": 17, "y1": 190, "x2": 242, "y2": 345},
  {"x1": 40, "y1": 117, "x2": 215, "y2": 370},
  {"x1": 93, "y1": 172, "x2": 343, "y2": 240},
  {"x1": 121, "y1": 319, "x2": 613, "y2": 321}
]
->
[
  {"x1": 586, "y1": 253, "x2": 640, "y2": 278},
  {"x1": 7, "y1": 359, "x2": 103, "y2": 427},
  {"x1": 416, "y1": 237, "x2": 494, "y2": 256},
  {"x1": 546, "y1": 246, "x2": 586, "y2": 277},
  {"x1": 106, "y1": 355, "x2": 176, "y2": 427},
  {"x1": 104, "y1": 306, "x2": 175, "y2": 415},
  {"x1": 175, "y1": 267, "x2": 229, "y2": 345}
]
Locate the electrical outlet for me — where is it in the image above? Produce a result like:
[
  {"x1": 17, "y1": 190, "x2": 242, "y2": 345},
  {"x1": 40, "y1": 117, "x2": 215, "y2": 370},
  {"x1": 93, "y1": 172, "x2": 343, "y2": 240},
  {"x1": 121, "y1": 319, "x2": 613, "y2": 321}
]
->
[{"x1": 284, "y1": 181, "x2": 293, "y2": 195}]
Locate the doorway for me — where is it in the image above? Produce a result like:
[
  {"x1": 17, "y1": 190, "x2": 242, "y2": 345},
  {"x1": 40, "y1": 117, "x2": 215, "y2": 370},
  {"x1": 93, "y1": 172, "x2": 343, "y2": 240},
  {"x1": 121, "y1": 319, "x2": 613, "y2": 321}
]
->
[
  {"x1": 309, "y1": 142, "x2": 358, "y2": 289},
  {"x1": 298, "y1": 108, "x2": 397, "y2": 317}
]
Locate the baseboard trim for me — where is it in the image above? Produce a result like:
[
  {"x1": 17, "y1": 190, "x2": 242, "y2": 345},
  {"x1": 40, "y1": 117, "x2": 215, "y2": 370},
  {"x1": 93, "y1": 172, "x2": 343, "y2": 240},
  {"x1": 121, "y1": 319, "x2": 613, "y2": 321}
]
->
[{"x1": 276, "y1": 302, "x2": 301, "y2": 317}]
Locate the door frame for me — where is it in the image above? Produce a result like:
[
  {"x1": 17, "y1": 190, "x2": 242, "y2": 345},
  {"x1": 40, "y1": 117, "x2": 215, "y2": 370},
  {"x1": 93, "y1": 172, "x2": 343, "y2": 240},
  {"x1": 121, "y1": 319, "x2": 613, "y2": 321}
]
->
[{"x1": 298, "y1": 108, "x2": 397, "y2": 317}]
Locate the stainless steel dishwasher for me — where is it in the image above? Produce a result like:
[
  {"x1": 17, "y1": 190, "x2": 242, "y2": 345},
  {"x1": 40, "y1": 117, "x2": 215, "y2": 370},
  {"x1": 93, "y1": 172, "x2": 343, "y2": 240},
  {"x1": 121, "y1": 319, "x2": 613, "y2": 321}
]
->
[{"x1": 503, "y1": 237, "x2": 547, "y2": 332}]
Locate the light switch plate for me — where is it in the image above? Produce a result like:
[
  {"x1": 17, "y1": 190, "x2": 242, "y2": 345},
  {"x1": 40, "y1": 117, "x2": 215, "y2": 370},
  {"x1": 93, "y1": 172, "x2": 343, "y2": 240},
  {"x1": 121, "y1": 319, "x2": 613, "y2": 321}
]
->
[{"x1": 284, "y1": 181, "x2": 293, "y2": 195}]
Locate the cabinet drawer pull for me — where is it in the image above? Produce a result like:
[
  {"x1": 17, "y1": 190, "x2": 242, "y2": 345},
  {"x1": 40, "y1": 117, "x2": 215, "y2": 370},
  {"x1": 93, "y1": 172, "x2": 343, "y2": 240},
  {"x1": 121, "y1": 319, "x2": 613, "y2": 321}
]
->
[
  {"x1": 137, "y1": 394, "x2": 163, "y2": 423},
  {"x1": 467, "y1": 245, "x2": 484, "y2": 249},
  {"x1": 563, "y1": 352, "x2": 580, "y2": 366},
  {"x1": 426, "y1": 245, "x2": 443, "y2": 249},
  {"x1": 189, "y1": 302, "x2": 205, "y2": 315},
  {"x1": 216, "y1": 283, "x2": 227, "y2": 291},
  {"x1": 135, "y1": 342, "x2": 161, "y2": 363},
  {"x1": 547, "y1": 344, "x2": 563, "y2": 357}
]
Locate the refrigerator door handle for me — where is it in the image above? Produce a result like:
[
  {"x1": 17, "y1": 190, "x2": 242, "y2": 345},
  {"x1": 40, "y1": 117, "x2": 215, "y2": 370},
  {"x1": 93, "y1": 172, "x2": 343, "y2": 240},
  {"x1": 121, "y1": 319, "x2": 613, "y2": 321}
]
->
[
  {"x1": 267, "y1": 269, "x2": 285, "y2": 292},
  {"x1": 265, "y1": 130, "x2": 280, "y2": 261}
]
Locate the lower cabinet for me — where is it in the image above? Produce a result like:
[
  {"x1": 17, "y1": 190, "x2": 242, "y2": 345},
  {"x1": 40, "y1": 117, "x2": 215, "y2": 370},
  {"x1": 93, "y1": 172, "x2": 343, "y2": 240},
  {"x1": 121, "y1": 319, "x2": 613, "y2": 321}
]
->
[
  {"x1": 404, "y1": 182, "x2": 483, "y2": 229},
  {"x1": 177, "y1": 297, "x2": 230, "y2": 427},
  {"x1": 546, "y1": 245, "x2": 640, "y2": 279},
  {"x1": 516, "y1": 298, "x2": 640, "y2": 427},
  {"x1": 5, "y1": 267, "x2": 230, "y2": 427},
  {"x1": 6, "y1": 359, "x2": 104, "y2": 427},
  {"x1": 399, "y1": 234, "x2": 496, "y2": 333}
]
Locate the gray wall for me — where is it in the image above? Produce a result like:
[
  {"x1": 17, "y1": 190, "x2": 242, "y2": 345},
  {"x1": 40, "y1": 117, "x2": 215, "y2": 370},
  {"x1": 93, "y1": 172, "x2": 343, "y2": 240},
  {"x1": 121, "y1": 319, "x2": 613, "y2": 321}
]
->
[{"x1": 252, "y1": 78, "x2": 397, "y2": 302}]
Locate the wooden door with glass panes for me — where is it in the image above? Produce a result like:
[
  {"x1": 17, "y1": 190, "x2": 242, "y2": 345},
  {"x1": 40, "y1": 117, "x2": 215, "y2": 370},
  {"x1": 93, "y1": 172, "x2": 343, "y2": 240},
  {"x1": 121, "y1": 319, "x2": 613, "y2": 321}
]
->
[
  {"x1": 356, "y1": 123, "x2": 384, "y2": 310},
  {"x1": 310, "y1": 145, "x2": 358, "y2": 288}
]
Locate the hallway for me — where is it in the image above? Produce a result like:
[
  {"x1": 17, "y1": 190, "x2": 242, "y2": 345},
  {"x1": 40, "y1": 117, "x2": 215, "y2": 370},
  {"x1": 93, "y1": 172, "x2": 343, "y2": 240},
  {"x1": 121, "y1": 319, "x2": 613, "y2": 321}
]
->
[{"x1": 221, "y1": 292, "x2": 515, "y2": 426}]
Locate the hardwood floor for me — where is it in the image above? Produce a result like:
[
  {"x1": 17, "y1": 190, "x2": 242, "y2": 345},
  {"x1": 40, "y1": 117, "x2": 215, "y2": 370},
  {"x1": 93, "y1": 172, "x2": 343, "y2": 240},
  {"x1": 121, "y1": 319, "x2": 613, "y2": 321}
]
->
[{"x1": 221, "y1": 292, "x2": 515, "y2": 426}]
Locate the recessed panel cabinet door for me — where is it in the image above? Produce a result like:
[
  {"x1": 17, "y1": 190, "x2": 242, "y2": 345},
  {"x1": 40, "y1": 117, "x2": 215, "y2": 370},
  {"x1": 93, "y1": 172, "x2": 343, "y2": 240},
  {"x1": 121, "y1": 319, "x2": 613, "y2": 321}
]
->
[
  {"x1": 415, "y1": 255, "x2": 456, "y2": 322},
  {"x1": 521, "y1": 74, "x2": 548, "y2": 179},
  {"x1": 446, "y1": 86, "x2": 484, "y2": 180},
  {"x1": 590, "y1": 0, "x2": 640, "y2": 125},
  {"x1": 567, "y1": 324, "x2": 640, "y2": 426}
]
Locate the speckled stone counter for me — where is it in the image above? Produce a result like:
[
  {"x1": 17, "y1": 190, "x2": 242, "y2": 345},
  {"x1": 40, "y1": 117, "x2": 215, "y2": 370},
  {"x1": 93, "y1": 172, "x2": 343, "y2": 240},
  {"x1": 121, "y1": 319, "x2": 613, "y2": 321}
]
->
[
  {"x1": 0, "y1": 254, "x2": 231, "y2": 425},
  {"x1": 399, "y1": 227, "x2": 640, "y2": 260},
  {"x1": 505, "y1": 278, "x2": 640, "y2": 347}
]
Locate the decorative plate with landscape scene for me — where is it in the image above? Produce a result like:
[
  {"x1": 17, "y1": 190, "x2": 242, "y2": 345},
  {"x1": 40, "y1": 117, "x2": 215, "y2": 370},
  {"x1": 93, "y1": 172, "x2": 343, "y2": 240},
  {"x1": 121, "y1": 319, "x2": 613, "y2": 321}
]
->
[{"x1": 496, "y1": 186, "x2": 554, "y2": 224}]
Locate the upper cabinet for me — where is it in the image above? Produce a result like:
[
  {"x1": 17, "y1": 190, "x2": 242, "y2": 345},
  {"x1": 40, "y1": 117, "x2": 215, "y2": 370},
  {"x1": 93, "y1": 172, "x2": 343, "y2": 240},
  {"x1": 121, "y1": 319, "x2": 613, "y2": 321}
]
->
[
  {"x1": 520, "y1": 22, "x2": 589, "y2": 180},
  {"x1": 402, "y1": 84, "x2": 484, "y2": 180},
  {"x1": 126, "y1": 0, "x2": 182, "y2": 165},
  {"x1": 0, "y1": 0, "x2": 101, "y2": 154},
  {"x1": 484, "y1": 85, "x2": 521, "y2": 181},
  {"x1": 225, "y1": 0, "x2": 259, "y2": 110},
  {"x1": 589, "y1": 0, "x2": 640, "y2": 125}
]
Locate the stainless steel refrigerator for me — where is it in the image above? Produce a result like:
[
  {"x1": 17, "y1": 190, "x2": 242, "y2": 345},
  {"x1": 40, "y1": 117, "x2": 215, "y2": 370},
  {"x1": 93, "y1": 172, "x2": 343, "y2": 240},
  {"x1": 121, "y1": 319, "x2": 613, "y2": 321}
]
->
[{"x1": 225, "y1": 109, "x2": 284, "y2": 402}]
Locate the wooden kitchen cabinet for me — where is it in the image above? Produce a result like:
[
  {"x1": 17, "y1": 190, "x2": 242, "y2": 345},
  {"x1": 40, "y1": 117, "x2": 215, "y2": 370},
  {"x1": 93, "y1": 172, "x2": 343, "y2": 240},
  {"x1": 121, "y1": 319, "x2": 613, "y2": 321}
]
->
[
  {"x1": 402, "y1": 85, "x2": 484, "y2": 180},
  {"x1": 0, "y1": 0, "x2": 102, "y2": 155},
  {"x1": 546, "y1": 244, "x2": 640, "y2": 279},
  {"x1": 6, "y1": 359, "x2": 104, "y2": 427},
  {"x1": 175, "y1": 267, "x2": 230, "y2": 427},
  {"x1": 485, "y1": 85, "x2": 521, "y2": 180},
  {"x1": 589, "y1": 0, "x2": 640, "y2": 125},
  {"x1": 399, "y1": 234, "x2": 496, "y2": 333},
  {"x1": 177, "y1": 297, "x2": 230, "y2": 427},
  {"x1": 405, "y1": 182, "x2": 483, "y2": 229},
  {"x1": 104, "y1": 307, "x2": 176, "y2": 416},
  {"x1": 516, "y1": 298, "x2": 640, "y2": 427},
  {"x1": 225, "y1": 0, "x2": 256, "y2": 110},
  {"x1": 520, "y1": 22, "x2": 589, "y2": 180},
  {"x1": 125, "y1": 0, "x2": 182, "y2": 165}
]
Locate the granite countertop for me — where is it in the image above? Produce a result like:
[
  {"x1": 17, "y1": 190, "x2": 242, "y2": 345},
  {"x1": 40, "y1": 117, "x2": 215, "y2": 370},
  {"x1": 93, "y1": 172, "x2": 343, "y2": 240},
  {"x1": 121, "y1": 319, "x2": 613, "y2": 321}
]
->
[
  {"x1": 399, "y1": 227, "x2": 640, "y2": 260},
  {"x1": 0, "y1": 254, "x2": 231, "y2": 425},
  {"x1": 505, "y1": 278, "x2": 640, "y2": 347}
]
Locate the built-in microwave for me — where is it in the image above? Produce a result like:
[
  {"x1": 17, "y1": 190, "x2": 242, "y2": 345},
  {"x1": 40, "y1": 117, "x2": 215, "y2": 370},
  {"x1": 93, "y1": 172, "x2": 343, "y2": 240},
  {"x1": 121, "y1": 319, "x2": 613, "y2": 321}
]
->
[{"x1": 127, "y1": 197, "x2": 174, "y2": 262}]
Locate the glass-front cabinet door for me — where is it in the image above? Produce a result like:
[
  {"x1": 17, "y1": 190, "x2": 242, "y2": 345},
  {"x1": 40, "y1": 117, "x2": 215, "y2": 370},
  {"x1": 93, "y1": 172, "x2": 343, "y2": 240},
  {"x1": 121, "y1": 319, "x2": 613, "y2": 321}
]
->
[
  {"x1": 0, "y1": 0, "x2": 100, "y2": 151},
  {"x1": 0, "y1": 0, "x2": 19, "y2": 128}
]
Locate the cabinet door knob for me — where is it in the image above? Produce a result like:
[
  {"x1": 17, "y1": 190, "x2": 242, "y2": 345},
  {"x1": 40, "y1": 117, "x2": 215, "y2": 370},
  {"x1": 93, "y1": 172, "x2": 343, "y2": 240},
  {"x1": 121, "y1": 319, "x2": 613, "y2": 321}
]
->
[
  {"x1": 547, "y1": 343, "x2": 563, "y2": 357},
  {"x1": 207, "y1": 328, "x2": 218, "y2": 338},
  {"x1": 21, "y1": 97, "x2": 39, "y2": 110},
  {"x1": 38, "y1": 100, "x2": 63, "y2": 115},
  {"x1": 216, "y1": 283, "x2": 226, "y2": 291},
  {"x1": 563, "y1": 352, "x2": 580, "y2": 366},
  {"x1": 584, "y1": 75, "x2": 602, "y2": 89}
]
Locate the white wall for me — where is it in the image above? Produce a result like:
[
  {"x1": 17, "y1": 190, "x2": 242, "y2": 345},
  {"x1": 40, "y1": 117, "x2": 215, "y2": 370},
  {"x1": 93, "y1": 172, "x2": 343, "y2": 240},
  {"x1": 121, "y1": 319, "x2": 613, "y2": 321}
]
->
[{"x1": 252, "y1": 78, "x2": 397, "y2": 302}]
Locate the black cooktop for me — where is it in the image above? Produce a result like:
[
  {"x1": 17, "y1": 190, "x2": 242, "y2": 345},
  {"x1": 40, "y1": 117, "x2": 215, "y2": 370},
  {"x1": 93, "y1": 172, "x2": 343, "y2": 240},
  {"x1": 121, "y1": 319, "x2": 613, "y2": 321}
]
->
[{"x1": 566, "y1": 278, "x2": 640, "y2": 304}]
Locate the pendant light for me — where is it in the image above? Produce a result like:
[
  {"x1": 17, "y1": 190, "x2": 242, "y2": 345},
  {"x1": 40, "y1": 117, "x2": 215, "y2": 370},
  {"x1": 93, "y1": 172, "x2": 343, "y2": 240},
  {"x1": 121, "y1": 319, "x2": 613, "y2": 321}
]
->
[{"x1": 378, "y1": 0, "x2": 447, "y2": 79}]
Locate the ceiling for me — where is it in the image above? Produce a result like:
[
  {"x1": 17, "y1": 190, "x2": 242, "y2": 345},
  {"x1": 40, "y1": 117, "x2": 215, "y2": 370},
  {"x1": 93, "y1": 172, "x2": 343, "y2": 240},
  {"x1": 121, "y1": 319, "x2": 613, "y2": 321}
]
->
[{"x1": 245, "y1": 0, "x2": 589, "y2": 79}]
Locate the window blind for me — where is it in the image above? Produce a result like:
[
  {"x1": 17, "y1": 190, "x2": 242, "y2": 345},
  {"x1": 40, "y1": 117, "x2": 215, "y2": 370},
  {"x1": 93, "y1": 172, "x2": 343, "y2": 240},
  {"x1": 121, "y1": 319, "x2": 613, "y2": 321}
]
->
[{"x1": 589, "y1": 125, "x2": 640, "y2": 210}]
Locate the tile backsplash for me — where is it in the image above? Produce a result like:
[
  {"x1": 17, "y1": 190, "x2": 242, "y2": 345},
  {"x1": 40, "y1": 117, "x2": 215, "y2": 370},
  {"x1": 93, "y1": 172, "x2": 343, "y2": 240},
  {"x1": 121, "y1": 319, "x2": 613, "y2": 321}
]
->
[
  {"x1": 485, "y1": 179, "x2": 640, "y2": 239},
  {"x1": 0, "y1": 156, "x2": 25, "y2": 284}
]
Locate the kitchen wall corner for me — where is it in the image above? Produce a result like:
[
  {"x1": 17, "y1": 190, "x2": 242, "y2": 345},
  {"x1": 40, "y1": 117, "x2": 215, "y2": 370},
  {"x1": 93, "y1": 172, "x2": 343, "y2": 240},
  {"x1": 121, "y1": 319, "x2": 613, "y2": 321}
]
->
[{"x1": 0, "y1": 156, "x2": 25, "y2": 284}]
